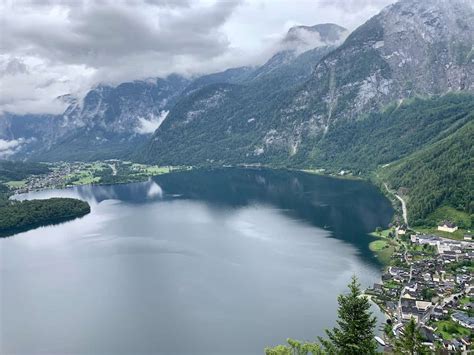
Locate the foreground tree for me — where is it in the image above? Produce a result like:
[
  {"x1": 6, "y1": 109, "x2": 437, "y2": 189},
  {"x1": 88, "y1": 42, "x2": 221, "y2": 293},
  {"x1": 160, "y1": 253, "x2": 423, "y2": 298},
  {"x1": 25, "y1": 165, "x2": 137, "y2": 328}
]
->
[
  {"x1": 265, "y1": 338, "x2": 322, "y2": 355},
  {"x1": 319, "y1": 276, "x2": 378, "y2": 354},
  {"x1": 394, "y1": 318, "x2": 428, "y2": 354}
]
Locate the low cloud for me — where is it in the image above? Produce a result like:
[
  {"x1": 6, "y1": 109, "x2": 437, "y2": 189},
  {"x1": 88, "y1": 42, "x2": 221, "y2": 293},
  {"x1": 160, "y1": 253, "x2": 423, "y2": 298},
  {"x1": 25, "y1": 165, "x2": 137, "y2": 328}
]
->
[
  {"x1": 0, "y1": 0, "x2": 242, "y2": 114},
  {"x1": 0, "y1": 0, "x2": 395, "y2": 115},
  {"x1": 136, "y1": 111, "x2": 169, "y2": 135},
  {"x1": 0, "y1": 138, "x2": 30, "y2": 157}
]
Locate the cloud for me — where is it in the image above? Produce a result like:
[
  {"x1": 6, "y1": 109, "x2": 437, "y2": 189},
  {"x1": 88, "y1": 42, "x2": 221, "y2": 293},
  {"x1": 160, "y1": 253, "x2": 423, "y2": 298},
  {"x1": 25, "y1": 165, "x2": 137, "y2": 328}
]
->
[
  {"x1": 0, "y1": 0, "x2": 395, "y2": 115},
  {"x1": 0, "y1": 0, "x2": 242, "y2": 114},
  {"x1": 135, "y1": 111, "x2": 169, "y2": 134},
  {"x1": 0, "y1": 138, "x2": 31, "y2": 157}
]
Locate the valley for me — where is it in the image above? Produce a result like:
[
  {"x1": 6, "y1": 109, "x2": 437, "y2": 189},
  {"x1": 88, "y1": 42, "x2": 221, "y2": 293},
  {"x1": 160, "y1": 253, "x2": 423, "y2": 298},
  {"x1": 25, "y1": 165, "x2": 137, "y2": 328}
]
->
[{"x1": 1, "y1": 0, "x2": 473, "y2": 353}]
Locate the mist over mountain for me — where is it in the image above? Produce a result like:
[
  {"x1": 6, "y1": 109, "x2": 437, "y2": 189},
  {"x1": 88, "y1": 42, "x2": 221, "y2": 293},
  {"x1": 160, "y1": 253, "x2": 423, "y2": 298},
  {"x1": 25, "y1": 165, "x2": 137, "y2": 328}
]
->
[{"x1": 143, "y1": 0, "x2": 474, "y2": 166}]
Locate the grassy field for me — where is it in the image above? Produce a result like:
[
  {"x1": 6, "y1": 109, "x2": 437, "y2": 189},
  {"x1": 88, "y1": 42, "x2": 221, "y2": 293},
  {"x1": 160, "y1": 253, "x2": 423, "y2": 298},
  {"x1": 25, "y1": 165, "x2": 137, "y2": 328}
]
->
[
  {"x1": 5, "y1": 180, "x2": 27, "y2": 188},
  {"x1": 368, "y1": 228, "x2": 399, "y2": 265},
  {"x1": 369, "y1": 236, "x2": 397, "y2": 266},
  {"x1": 434, "y1": 319, "x2": 471, "y2": 340},
  {"x1": 369, "y1": 228, "x2": 393, "y2": 238},
  {"x1": 425, "y1": 206, "x2": 472, "y2": 229}
]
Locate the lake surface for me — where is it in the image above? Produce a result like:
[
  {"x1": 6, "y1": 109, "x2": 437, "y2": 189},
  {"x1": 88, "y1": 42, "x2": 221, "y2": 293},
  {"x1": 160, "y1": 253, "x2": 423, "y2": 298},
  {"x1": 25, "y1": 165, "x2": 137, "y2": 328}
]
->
[{"x1": 0, "y1": 168, "x2": 393, "y2": 355}]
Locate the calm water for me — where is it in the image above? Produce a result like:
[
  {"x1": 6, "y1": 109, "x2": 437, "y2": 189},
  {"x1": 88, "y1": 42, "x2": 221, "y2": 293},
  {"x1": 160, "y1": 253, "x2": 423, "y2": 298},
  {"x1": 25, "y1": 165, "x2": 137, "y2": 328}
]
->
[{"x1": 0, "y1": 168, "x2": 393, "y2": 355}]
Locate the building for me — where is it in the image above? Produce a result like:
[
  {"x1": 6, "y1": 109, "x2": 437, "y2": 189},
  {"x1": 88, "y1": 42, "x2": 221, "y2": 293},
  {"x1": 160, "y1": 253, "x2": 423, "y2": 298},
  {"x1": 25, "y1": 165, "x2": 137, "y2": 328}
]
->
[
  {"x1": 464, "y1": 234, "x2": 473, "y2": 241},
  {"x1": 438, "y1": 221, "x2": 458, "y2": 233},
  {"x1": 452, "y1": 312, "x2": 474, "y2": 329},
  {"x1": 397, "y1": 224, "x2": 408, "y2": 236}
]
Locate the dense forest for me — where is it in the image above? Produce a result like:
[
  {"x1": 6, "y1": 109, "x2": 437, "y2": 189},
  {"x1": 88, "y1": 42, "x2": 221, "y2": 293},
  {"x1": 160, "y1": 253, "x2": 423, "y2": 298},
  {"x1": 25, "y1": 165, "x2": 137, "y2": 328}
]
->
[
  {"x1": 0, "y1": 160, "x2": 91, "y2": 237},
  {"x1": 0, "y1": 198, "x2": 91, "y2": 237},
  {"x1": 300, "y1": 94, "x2": 474, "y2": 227},
  {"x1": 379, "y1": 120, "x2": 473, "y2": 227},
  {"x1": 0, "y1": 159, "x2": 50, "y2": 181},
  {"x1": 306, "y1": 93, "x2": 474, "y2": 173}
]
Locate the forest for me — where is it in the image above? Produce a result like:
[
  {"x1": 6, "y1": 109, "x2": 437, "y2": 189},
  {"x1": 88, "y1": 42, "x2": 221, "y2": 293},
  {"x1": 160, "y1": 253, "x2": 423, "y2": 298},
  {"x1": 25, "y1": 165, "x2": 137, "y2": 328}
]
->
[
  {"x1": 0, "y1": 160, "x2": 91, "y2": 237},
  {"x1": 305, "y1": 93, "x2": 474, "y2": 226},
  {"x1": 0, "y1": 198, "x2": 91, "y2": 237}
]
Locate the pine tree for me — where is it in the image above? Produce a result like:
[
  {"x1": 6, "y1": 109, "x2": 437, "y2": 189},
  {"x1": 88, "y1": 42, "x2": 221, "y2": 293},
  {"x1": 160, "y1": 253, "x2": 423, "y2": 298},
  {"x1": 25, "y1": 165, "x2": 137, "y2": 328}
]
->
[
  {"x1": 319, "y1": 276, "x2": 378, "y2": 354},
  {"x1": 265, "y1": 339, "x2": 323, "y2": 355},
  {"x1": 394, "y1": 318, "x2": 429, "y2": 354}
]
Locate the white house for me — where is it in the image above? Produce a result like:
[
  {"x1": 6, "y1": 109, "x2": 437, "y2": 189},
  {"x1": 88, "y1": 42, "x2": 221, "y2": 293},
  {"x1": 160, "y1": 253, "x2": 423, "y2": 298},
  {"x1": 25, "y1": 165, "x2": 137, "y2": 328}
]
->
[{"x1": 438, "y1": 221, "x2": 458, "y2": 233}]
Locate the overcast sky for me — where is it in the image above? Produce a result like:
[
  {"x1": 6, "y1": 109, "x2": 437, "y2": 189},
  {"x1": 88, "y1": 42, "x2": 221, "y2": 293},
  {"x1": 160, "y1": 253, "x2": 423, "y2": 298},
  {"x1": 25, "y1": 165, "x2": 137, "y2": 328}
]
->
[{"x1": 0, "y1": 0, "x2": 394, "y2": 115}]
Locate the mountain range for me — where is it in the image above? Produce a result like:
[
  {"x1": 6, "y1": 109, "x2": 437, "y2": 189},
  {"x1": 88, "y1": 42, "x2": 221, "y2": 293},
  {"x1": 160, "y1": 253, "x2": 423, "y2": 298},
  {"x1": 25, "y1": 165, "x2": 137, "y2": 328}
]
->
[{"x1": 1, "y1": 0, "x2": 473, "y2": 226}]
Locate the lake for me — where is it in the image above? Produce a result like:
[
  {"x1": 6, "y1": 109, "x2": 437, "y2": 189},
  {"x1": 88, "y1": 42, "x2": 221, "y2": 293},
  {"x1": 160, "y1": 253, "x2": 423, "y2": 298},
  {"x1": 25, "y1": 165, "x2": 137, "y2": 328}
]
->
[{"x1": 0, "y1": 168, "x2": 393, "y2": 355}]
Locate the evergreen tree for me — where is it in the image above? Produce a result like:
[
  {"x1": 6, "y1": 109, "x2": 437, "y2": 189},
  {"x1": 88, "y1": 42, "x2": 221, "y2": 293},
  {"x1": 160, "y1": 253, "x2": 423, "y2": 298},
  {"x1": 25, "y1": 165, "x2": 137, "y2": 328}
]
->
[
  {"x1": 319, "y1": 276, "x2": 378, "y2": 354},
  {"x1": 265, "y1": 339, "x2": 322, "y2": 355},
  {"x1": 394, "y1": 318, "x2": 428, "y2": 355}
]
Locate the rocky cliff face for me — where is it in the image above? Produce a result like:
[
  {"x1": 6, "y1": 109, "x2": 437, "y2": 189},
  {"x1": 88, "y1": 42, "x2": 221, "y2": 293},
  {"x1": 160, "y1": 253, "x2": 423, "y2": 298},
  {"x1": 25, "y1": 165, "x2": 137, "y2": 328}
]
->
[
  {"x1": 143, "y1": 0, "x2": 474, "y2": 166},
  {"x1": 3, "y1": 0, "x2": 473, "y2": 164},
  {"x1": 1, "y1": 75, "x2": 190, "y2": 160},
  {"x1": 142, "y1": 24, "x2": 349, "y2": 164},
  {"x1": 270, "y1": 0, "x2": 474, "y2": 161}
]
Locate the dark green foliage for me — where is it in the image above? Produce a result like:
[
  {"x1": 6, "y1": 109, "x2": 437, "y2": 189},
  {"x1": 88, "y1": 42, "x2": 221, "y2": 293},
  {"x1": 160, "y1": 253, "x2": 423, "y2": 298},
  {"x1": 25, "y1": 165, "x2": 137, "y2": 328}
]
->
[
  {"x1": 0, "y1": 198, "x2": 90, "y2": 237},
  {"x1": 394, "y1": 318, "x2": 429, "y2": 355},
  {"x1": 265, "y1": 277, "x2": 378, "y2": 354},
  {"x1": 319, "y1": 276, "x2": 378, "y2": 354},
  {"x1": 265, "y1": 339, "x2": 323, "y2": 355},
  {"x1": 380, "y1": 119, "x2": 474, "y2": 225},
  {"x1": 0, "y1": 160, "x2": 50, "y2": 181},
  {"x1": 0, "y1": 160, "x2": 91, "y2": 237},
  {"x1": 310, "y1": 93, "x2": 474, "y2": 173}
]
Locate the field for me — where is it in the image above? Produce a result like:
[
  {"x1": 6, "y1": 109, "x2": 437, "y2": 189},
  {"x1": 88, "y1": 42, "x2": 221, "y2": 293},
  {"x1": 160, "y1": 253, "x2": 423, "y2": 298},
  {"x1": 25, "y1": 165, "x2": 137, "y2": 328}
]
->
[
  {"x1": 425, "y1": 206, "x2": 472, "y2": 229},
  {"x1": 433, "y1": 320, "x2": 471, "y2": 340},
  {"x1": 5, "y1": 180, "x2": 27, "y2": 189}
]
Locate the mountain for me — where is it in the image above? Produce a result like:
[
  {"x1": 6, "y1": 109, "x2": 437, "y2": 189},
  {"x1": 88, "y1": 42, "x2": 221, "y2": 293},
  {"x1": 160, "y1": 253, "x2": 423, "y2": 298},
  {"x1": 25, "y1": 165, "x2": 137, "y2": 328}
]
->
[
  {"x1": 142, "y1": 23, "x2": 348, "y2": 164},
  {"x1": 379, "y1": 112, "x2": 474, "y2": 226},
  {"x1": 0, "y1": 24, "x2": 347, "y2": 162},
  {"x1": 1, "y1": 75, "x2": 191, "y2": 161},
  {"x1": 142, "y1": 0, "x2": 474, "y2": 166}
]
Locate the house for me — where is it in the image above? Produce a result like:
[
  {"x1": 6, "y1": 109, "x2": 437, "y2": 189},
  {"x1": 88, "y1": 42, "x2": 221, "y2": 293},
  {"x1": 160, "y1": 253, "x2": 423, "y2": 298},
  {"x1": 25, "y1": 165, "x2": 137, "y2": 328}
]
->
[
  {"x1": 401, "y1": 299, "x2": 432, "y2": 322},
  {"x1": 451, "y1": 312, "x2": 474, "y2": 329},
  {"x1": 438, "y1": 221, "x2": 458, "y2": 233},
  {"x1": 396, "y1": 224, "x2": 408, "y2": 236}
]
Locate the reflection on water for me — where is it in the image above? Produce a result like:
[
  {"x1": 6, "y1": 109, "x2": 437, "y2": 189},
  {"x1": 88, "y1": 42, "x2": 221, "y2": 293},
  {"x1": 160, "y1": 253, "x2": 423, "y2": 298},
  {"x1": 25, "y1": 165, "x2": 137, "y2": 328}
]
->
[
  {"x1": 14, "y1": 179, "x2": 164, "y2": 204},
  {"x1": 1, "y1": 168, "x2": 392, "y2": 355}
]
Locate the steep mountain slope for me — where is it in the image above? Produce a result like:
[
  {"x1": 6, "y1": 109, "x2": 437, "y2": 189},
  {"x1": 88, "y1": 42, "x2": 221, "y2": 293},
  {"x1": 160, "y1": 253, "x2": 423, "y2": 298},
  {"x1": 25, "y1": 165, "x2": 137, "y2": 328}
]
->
[
  {"x1": 1, "y1": 75, "x2": 190, "y2": 160},
  {"x1": 304, "y1": 93, "x2": 474, "y2": 172},
  {"x1": 143, "y1": 0, "x2": 474, "y2": 166},
  {"x1": 379, "y1": 118, "x2": 473, "y2": 226},
  {"x1": 142, "y1": 23, "x2": 348, "y2": 164}
]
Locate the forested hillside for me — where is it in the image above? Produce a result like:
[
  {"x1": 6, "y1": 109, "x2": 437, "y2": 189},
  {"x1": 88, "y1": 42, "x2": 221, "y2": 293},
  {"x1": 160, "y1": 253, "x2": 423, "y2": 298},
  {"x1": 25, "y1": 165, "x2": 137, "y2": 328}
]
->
[
  {"x1": 0, "y1": 161, "x2": 91, "y2": 237},
  {"x1": 304, "y1": 94, "x2": 474, "y2": 172},
  {"x1": 379, "y1": 120, "x2": 473, "y2": 227}
]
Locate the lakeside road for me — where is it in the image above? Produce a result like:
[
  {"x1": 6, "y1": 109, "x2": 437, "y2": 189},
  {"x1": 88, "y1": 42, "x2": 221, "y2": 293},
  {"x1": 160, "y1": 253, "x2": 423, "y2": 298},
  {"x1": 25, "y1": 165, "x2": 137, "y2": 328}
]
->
[{"x1": 383, "y1": 183, "x2": 408, "y2": 226}]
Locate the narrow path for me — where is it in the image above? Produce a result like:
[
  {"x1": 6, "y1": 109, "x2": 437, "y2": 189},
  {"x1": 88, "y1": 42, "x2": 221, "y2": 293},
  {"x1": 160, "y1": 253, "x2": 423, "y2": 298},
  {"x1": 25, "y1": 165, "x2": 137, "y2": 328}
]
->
[
  {"x1": 108, "y1": 164, "x2": 117, "y2": 176},
  {"x1": 383, "y1": 183, "x2": 408, "y2": 226}
]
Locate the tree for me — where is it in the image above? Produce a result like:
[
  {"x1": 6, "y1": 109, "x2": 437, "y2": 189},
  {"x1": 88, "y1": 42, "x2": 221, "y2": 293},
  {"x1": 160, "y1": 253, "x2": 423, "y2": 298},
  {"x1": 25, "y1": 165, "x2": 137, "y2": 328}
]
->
[
  {"x1": 265, "y1": 339, "x2": 323, "y2": 355},
  {"x1": 319, "y1": 276, "x2": 378, "y2": 354},
  {"x1": 394, "y1": 318, "x2": 428, "y2": 355},
  {"x1": 375, "y1": 227, "x2": 382, "y2": 236}
]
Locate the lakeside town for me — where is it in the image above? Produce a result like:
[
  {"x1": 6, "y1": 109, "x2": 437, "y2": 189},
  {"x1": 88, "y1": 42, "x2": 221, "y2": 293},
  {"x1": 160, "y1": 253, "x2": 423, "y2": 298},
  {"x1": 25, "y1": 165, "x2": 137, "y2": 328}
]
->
[
  {"x1": 366, "y1": 221, "x2": 473, "y2": 353},
  {"x1": 7, "y1": 160, "x2": 181, "y2": 194}
]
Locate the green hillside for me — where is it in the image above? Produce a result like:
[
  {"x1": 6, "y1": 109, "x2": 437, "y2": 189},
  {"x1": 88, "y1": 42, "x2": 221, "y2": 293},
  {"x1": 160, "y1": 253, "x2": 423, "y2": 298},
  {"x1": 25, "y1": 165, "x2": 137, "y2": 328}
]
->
[
  {"x1": 292, "y1": 93, "x2": 473, "y2": 226},
  {"x1": 304, "y1": 93, "x2": 474, "y2": 173},
  {"x1": 378, "y1": 120, "x2": 473, "y2": 226}
]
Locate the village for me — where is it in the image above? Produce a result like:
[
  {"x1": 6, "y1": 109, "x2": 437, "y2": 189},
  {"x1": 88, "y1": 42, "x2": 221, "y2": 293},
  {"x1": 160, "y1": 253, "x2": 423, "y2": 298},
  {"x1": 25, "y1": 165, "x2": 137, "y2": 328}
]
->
[
  {"x1": 9, "y1": 160, "x2": 178, "y2": 194},
  {"x1": 366, "y1": 220, "x2": 473, "y2": 353}
]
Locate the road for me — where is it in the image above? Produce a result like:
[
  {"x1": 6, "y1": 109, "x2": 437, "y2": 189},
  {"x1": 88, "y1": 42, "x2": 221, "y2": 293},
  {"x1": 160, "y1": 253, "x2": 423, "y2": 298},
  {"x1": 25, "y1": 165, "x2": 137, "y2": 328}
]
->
[
  {"x1": 384, "y1": 183, "x2": 408, "y2": 226},
  {"x1": 108, "y1": 164, "x2": 117, "y2": 176}
]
